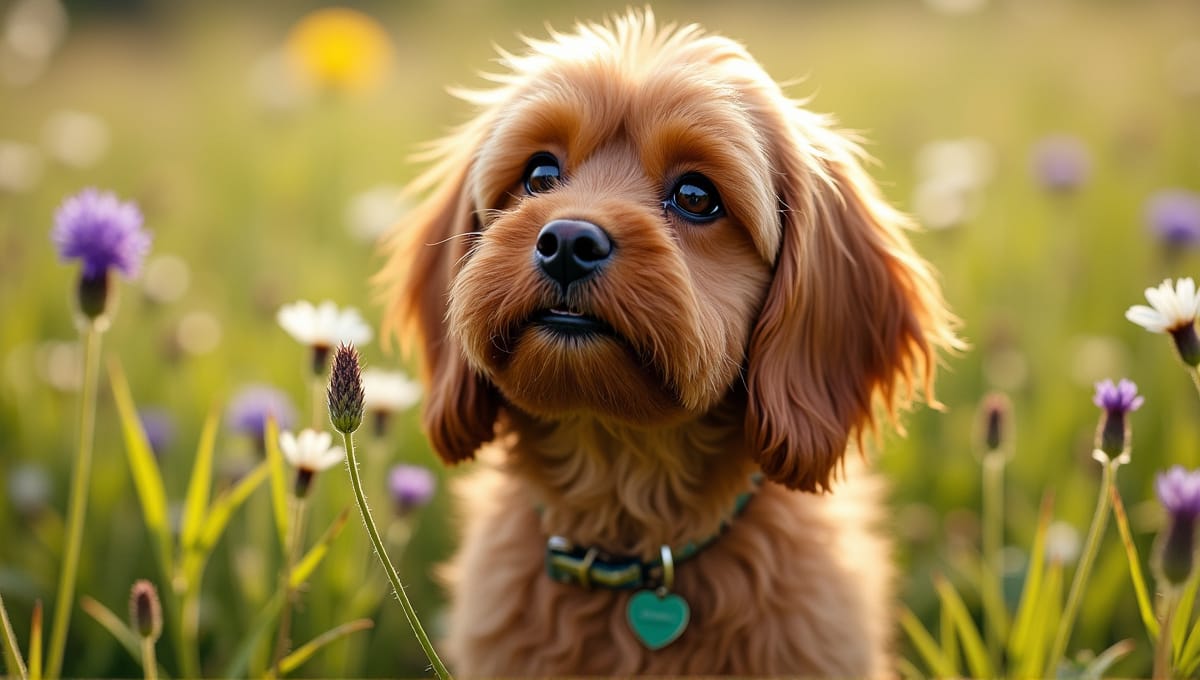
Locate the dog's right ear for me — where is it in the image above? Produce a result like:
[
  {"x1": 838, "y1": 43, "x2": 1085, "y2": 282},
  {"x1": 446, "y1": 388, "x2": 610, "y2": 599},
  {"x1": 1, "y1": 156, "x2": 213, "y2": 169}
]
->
[{"x1": 378, "y1": 145, "x2": 501, "y2": 465}]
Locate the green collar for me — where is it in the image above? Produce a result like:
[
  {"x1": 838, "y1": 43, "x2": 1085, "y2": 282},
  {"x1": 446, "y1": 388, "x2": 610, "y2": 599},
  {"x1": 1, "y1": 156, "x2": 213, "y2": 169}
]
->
[{"x1": 545, "y1": 476, "x2": 761, "y2": 590}]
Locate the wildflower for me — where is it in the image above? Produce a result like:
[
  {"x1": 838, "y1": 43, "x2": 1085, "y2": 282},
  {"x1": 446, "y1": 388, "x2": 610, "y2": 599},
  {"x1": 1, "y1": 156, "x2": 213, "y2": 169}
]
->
[
  {"x1": 51, "y1": 188, "x2": 151, "y2": 321},
  {"x1": 277, "y1": 300, "x2": 372, "y2": 375},
  {"x1": 0, "y1": 140, "x2": 43, "y2": 192},
  {"x1": 389, "y1": 464, "x2": 436, "y2": 516},
  {"x1": 1030, "y1": 135, "x2": 1090, "y2": 193},
  {"x1": 138, "y1": 408, "x2": 175, "y2": 459},
  {"x1": 128, "y1": 580, "x2": 162, "y2": 642},
  {"x1": 1045, "y1": 521, "x2": 1082, "y2": 565},
  {"x1": 328, "y1": 343, "x2": 365, "y2": 435},
  {"x1": 227, "y1": 385, "x2": 297, "y2": 451},
  {"x1": 7, "y1": 463, "x2": 51, "y2": 518},
  {"x1": 1092, "y1": 379, "x2": 1143, "y2": 463},
  {"x1": 42, "y1": 110, "x2": 110, "y2": 169},
  {"x1": 1146, "y1": 190, "x2": 1200, "y2": 249},
  {"x1": 283, "y1": 7, "x2": 393, "y2": 94},
  {"x1": 363, "y1": 368, "x2": 421, "y2": 436},
  {"x1": 346, "y1": 184, "x2": 409, "y2": 242},
  {"x1": 1154, "y1": 466, "x2": 1200, "y2": 588},
  {"x1": 1126, "y1": 278, "x2": 1200, "y2": 367},
  {"x1": 280, "y1": 428, "x2": 344, "y2": 498}
]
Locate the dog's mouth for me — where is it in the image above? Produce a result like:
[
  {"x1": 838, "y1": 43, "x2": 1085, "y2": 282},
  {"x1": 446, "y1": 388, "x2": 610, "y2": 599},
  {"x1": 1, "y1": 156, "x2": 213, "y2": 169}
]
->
[{"x1": 530, "y1": 306, "x2": 614, "y2": 337}]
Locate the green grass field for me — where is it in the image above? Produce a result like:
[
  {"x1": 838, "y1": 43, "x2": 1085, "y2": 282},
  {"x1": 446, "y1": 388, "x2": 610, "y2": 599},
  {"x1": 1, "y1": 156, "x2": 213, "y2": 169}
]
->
[{"x1": 2, "y1": 0, "x2": 1200, "y2": 677}]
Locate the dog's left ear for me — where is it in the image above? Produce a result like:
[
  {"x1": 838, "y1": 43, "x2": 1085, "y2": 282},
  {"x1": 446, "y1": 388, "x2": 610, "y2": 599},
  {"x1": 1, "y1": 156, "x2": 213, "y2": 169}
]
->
[
  {"x1": 376, "y1": 130, "x2": 502, "y2": 465},
  {"x1": 745, "y1": 107, "x2": 960, "y2": 493}
]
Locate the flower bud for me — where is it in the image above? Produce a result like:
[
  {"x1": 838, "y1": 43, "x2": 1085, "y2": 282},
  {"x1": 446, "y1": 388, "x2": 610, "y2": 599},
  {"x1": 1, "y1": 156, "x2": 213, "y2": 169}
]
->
[
  {"x1": 327, "y1": 343, "x2": 365, "y2": 434},
  {"x1": 1155, "y1": 466, "x2": 1200, "y2": 589},
  {"x1": 129, "y1": 579, "x2": 162, "y2": 642}
]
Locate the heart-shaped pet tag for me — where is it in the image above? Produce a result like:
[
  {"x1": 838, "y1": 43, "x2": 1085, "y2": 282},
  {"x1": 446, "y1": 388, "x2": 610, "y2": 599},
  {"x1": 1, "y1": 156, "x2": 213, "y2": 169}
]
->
[{"x1": 626, "y1": 589, "x2": 690, "y2": 650}]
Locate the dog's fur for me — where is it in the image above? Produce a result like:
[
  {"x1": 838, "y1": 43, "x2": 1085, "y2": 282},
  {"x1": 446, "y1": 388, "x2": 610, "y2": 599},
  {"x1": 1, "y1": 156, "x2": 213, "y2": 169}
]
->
[{"x1": 379, "y1": 11, "x2": 958, "y2": 676}]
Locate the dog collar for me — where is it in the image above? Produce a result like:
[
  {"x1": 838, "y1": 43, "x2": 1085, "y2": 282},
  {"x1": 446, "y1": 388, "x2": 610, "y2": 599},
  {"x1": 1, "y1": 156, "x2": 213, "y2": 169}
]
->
[{"x1": 544, "y1": 475, "x2": 761, "y2": 591}]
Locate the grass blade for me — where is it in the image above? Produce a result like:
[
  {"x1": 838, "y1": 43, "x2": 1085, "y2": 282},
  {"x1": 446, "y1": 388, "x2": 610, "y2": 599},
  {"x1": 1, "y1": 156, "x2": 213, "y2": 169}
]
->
[
  {"x1": 1173, "y1": 575, "x2": 1198, "y2": 665},
  {"x1": 222, "y1": 591, "x2": 283, "y2": 680},
  {"x1": 265, "y1": 417, "x2": 290, "y2": 554},
  {"x1": 1110, "y1": 484, "x2": 1159, "y2": 642},
  {"x1": 79, "y1": 597, "x2": 171, "y2": 679},
  {"x1": 899, "y1": 606, "x2": 954, "y2": 678},
  {"x1": 0, "y1": 592, "x2": 28, "y2": 680},
  {"x1": 1081, "y1": 639, "x2": 1135, "y2": 680},
  {"x1": 290, "y1": 507, "x2": 351, "y2": 588},
  {"x1": 198, "y1": 463, "x2": 270, "y2": 552},
  {"x1": 28, "y1": 601, "x2": 40, "y2": 680},
  {"x1": 109, "y1": 361, "x2": 173, "y2": 576},
  {"x1": 181, "y1": 406, "x2": 220, "y2": 553},
  {"x1": 1016, "y1": 561, "x2": 1063, "y2": 680},
  {"x1": 277, "y1": 619, "x2": 373, "y2": 676},
  {"x1": 940, "y1": 591, "x2": 959, "y2": 676},
  {"x1": 1010, "y1": 492, "x2": 1054, "y2": 660},
  {"x1": 934, "y1": 573, "x2": 994, "y2": 680}
]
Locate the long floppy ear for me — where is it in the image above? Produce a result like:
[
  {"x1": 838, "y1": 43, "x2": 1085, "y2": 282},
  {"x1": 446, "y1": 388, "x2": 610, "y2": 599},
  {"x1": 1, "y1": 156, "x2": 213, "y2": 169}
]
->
[
  {"x1": 377, "y1": 130, "x2": 501, "y2": 465},
  {"x1": 745, "y1": 107, "x2": 960, "y2": 493}
]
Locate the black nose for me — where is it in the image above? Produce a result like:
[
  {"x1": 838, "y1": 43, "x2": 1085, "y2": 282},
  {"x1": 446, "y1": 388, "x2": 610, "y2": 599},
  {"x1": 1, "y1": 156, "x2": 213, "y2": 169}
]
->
[{"x1": 535, "y1": 220, "x2": 613, "y2": 290}]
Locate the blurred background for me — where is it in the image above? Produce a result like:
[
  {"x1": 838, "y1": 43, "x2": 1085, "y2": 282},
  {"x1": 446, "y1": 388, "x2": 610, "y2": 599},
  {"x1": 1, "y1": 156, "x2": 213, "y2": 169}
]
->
[{"x1": 1, "y1": 0, "x2": 1199, "y2": 677}]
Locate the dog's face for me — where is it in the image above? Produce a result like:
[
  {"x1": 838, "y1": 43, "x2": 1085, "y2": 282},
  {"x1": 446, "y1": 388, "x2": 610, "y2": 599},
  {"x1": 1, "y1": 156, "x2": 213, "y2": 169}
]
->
[{"x1": 381, "y1": 14, "x2": 958, "y2": 492}]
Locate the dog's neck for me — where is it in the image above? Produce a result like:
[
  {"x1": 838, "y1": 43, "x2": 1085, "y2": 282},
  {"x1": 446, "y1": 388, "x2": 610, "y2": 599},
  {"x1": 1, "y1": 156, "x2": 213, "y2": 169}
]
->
[{"x1": 500, "y1": 396, "x2": 760, "y2": 559}]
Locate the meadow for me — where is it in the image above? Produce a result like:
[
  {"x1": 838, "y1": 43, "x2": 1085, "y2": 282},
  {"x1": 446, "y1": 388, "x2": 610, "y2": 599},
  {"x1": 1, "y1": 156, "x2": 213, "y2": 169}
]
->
[{"x1": 2, "y1": 0, "x2": 1200, "y2": 677}]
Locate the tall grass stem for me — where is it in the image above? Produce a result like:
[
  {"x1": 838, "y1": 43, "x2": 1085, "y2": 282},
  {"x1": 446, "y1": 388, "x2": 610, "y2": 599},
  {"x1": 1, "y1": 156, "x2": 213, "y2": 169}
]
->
[
  {"x1": 140, "y1": 638, "x2": 158, "y2": 680},
  {"x1": 1155, "y1": 591, "x2": 1180, "y2": 680},
  {"x1": 1044, "y1": 459, "x2": 1116, "y2": 677},
  {"x1": 46, "y1": 324, "x2": 102, "y2": 680},
  {"x1": 982, "y1": 451, "x2": 1005, "y2": 667},
  {"x1": 341, "y1": 432, "x2": 451, "y2": 680},
  {"x1": 273, "y1": 498, "x2": 308, "y2": 674}
]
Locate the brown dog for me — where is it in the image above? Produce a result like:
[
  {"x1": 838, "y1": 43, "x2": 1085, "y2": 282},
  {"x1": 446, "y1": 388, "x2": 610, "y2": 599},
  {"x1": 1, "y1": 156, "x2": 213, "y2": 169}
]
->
[{"x1": 380, "y1": 10, "x2": 958, "y2": 676}]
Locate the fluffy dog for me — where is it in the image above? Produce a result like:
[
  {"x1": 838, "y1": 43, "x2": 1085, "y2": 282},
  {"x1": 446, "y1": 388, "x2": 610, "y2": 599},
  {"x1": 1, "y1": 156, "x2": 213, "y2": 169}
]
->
[{"x1": 380, "y1": 10, "x2": 958, "y2": 676}]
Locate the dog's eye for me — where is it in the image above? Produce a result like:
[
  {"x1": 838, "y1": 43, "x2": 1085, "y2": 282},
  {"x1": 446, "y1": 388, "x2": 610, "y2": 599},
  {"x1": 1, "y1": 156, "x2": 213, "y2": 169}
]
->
[
  {"x1": 666, "y1": 174, "x2": 724, "y2": 222},
  {"x1": 523, "y1": 153, "x2": 562, "y2": 194}
]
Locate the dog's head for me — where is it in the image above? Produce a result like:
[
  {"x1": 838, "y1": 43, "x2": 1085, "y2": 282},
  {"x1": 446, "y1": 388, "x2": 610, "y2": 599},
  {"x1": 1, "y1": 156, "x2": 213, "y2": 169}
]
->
[{"x1": 380, "y1": 11, "x2": 959, "y2": 493}]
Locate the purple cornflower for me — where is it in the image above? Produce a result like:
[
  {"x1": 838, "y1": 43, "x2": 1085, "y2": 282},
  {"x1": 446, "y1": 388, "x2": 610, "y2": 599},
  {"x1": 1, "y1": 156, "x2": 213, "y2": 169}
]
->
[
  {"x1": 1155, "y1": 466, "x2": 1200, "y2": 587},
  {"x1": 388, "y1": 464, "x2": 435, "y2": 516},
  {"x1": 227, "y1": 385, "x2": 297, "y2": 451},
  {"x1": 1147, "y1": 189, "x2": 1200, "y2": 248},
  {"x1": 138, "y1": 408, "x2": 176, "y2": 459},
  {"x1": 1030, "y1": 135, "x2": 1091, "y2": 193},
  {"x1": 1092, "y1": 379, "x2": 1143, "y2": 462},
  {"x1": 51, "y1": 188, "x2": 151, "y2": 320}
]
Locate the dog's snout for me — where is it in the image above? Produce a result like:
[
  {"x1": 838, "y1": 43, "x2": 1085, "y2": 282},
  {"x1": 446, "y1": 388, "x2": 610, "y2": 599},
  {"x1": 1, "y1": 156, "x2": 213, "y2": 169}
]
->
[{"x1": 535, "y1": 220, "x2": 613, "y2": 289}]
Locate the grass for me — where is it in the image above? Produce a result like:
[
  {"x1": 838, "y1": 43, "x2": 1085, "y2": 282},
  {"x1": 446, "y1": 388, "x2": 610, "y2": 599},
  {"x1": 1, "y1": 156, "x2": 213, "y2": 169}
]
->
[{"x1": 1, "y1": 0, "x2": 1199, "y2": 676}]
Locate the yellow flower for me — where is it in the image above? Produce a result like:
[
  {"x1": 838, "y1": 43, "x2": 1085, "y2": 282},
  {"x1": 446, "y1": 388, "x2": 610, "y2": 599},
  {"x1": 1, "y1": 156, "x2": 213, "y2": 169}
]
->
[{"x1": 284, "y1": 7, "x2": 393, "y2": 94}]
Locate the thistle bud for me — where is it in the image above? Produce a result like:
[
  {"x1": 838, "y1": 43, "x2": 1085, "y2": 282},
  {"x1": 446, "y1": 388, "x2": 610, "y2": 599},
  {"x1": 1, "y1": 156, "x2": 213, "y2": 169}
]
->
[
  {"x1": 129, "y1": 579, "x2": 162, "y2": 642},
  {"x1": 1154, "y1": 466, "x2": 1200, "y2": 589},
  {"x1": 976, "y1": 392, "x2": 1012, "y2": 457},
  {"x1": 327, "y1": 343, "x2": 365, "y2": 434},
  {"x1": 1091, "y1": 379, "x2": 1143, "y2": 462}
]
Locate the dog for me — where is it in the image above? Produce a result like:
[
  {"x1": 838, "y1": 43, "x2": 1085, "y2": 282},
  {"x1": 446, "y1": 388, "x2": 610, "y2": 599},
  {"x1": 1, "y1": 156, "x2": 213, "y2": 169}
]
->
[{"x1": 380, "y1": 10, "x2": 959, "y2": 676}]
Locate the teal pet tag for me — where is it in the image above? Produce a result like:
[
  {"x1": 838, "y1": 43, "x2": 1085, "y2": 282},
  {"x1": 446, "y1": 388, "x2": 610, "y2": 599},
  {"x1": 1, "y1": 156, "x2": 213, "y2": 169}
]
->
[
  {"x1": 626, "y1": 545, "x2": 690, "y2": 650},
  {"x1": 627, "y1": 589, "x2": 690, "y2": 650}
]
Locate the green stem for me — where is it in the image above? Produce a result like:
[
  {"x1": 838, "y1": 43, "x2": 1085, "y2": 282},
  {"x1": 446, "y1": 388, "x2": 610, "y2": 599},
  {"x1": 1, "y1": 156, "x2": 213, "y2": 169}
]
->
[
  {"x1": 1044, "y1": 459, "x2": 1116, "y2": 678},
  {"x1": 273, "y1": 497, "x2": 307, "y2": 675},
  {"x1": 982, "y1": 452, "x2": 1005, "y2": 669},
  {"x1": 140, "y1": 638, "x2": 158, "y2": 680},
  {"x1": 1155, "y1": 590, "x2": 1180, "y2": 680},
  {"x1": 178, "y1": 584, "x2": 201, "y2": 679},
  {"x1": 1189, "y1": 368, "x2": 1200, "y2": 403},
  {"x1": 341, "y1": 432, "x2": 452, "y2": 680},
  {"x1": 46, "y1": 324, "x2": 102, "y2": 680}
]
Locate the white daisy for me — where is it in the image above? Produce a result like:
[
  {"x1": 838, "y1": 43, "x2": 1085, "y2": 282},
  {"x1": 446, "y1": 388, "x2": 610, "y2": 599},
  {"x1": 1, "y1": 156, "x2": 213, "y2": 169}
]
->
[
  {"x1": 362, "y1": 368, "x2": 422, "y2": 413},
  {"x1": 277, "y1": 299, "x2": 372, "y2": 348},
  {"x1": 279, "y1": 428, "x2": 344, "y2": 472},
  {"x1": 1125, "y1": 278, "x2": 1200, "y2": 334}
]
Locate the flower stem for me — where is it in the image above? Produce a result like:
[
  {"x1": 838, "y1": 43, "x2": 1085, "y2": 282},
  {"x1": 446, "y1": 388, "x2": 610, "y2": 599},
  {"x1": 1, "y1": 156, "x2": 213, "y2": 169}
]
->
[
  {"x1": 140, "y1": 637, "x2": 158, "y2": 680},
  {"x1": 341, "y1": 432, "x2": 451, "y2": 680},
  {"x1": 273, "y1": 497, "x2": 308, "y2": 675},
  {"x1": 1189, "y1": 368, "x2": 1200, "y2": 403},
  {"x1": 982, "y1": 452, "x2": 1006, "y2": 668},
  {"x1": 46, "y1": 324, "x2": 102, "y2": 680},
  {"x1": 1044, "y1": 459, "x2": 1116, "y2": 678},
  {"x1": 1154, "y1": 590, "x2": 1180, "y2": 680}
]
